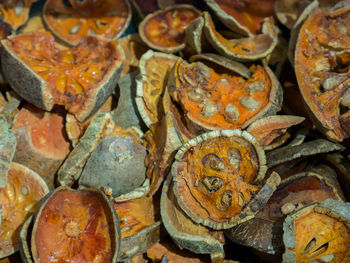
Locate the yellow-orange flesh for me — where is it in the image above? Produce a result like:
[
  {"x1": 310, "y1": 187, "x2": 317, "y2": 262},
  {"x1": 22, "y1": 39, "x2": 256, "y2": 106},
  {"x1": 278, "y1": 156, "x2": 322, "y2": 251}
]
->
[
  {"x1": 172, "y1": 60, "x2": 271, "y2": 129},
  {"x1": 43, "y1": 0, "x2": 130, "y2": 45},
  {"x1": 6, "y1": 32, "x2": 120, "y2": 116},
  {"x1": 293, "y1": 211, "x2": 350, "y2": 262},
  {"x1": 33, "y1": 189, "x2": 116, "y2": 263},
  {"x1": 0, "y1": 0, "x2": 38, "y2": 30},
  {"x1": 175, "y1": 136, "x2": 260, "y2": 224},
  {"x1": 12, "y1": 104, "x2": 70, "y2": 160},
  {"x1": 215, "y1": 0, "x2": 276, "y2": 34},
  {"x1": 143, "y1": 7, "x2": 199, "y2": 49},
  {"x1": 113, "y1": 197, "x2": 155, "y2": 239},
  {"x1": 295, "y1": 9, "x2": 350, "y2": 141},
  {"x1": 0, "y1": 163, "x2": 48, "y2": 254}
]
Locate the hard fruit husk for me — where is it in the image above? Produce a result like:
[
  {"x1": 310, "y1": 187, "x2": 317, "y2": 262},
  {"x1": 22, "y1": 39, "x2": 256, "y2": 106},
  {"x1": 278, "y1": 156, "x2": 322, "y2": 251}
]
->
[
  {"x1": 12, "y1": 104, "x2": 71, "y2": 189},
  {"x1": 31, "y1": 186, "x2": 120, "y2": 263},
  {"x1": 171, "y1": 129, "x2": 281, "y2": 229},
  {"x1": 168, "y1": 58, "x2": 282, "y2": 133},
  {"x1": 19, "y1": 216, "x2": 33, "y2": 263},
  {"x1": 1, "y1": 32, "x2": 124, "y2": 122},
  {"x1": 294, "y1": 1, "x2": 350, "y2": 141},
  {"x1": 42, "y1": 0, "x2": 132, "y2": 46},
  {"x1": 282, "y1": 199, "x2": 350, "y2": 263},
  {"x1": 0, "y1": 162, "x2": 49, "y2": 259},
  {"x1": 139, "y1": 5, "x2": 201, "y2": 53},
  {"x1": 136, "y1": 50, "x2": 178, "y2": 127}
]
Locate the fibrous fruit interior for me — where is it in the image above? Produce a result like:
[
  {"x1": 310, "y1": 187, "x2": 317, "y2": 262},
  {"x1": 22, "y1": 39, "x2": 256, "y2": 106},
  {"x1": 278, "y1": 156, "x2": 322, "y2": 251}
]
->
[
  {"x1": 33, "y1": 188, "x2": 116, "y2": 263},
  {"x1": 6, "y1": 32, "x2": 120, "y2": 117}
]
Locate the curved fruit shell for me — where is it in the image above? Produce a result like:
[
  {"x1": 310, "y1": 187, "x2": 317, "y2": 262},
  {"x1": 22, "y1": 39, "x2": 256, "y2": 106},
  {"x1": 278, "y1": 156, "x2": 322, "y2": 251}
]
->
[
  {"x1": 0, "y1": 162, "x2": 49, "y2": 259},
  {"x1": 136, "y1": 50, "x2": 179, "y2": 127},
  {"x1": 1, "y1": 34, "x2": 124, "y2": 122},
  {"x1": 139, "y1": 5, "x2": 201, "y2": 53},
  {"x1": 31, "y1": 186, "x2": 120, "y2": 263},
  {"x1": 183, "y1": 16, "x2": 206, "y2": 57},
  {"x1": 282, "y1": 199, "x2": 350, "y2": 262},
  {"x1": 19, "y1": 216, "x2": 33, "y2": 263},
  {"x1": 171, "y1": 129, "x2": 281, "y2": 229},
  {"x1": 203, "y1": 12, "x2": 277, "y2": 62},
  {"x1": 161, "y1": 174, "x2": 225, "y2": 258}
]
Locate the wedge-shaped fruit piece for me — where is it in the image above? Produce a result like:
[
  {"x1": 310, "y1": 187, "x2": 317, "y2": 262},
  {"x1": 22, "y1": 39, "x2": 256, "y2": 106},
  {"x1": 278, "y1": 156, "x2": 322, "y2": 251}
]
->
[
  {"x1": 226, "y1": 165, "x2": 344, "y2": 255},
  {"x1": 203, "y1": 12, "x2": 277, "y2": 61},
  {"x1": 139, "y1": 5, "x2": 200, "y2": 53},
  {"x1": 168, "y1": 58, "x2": 282, "y2": 133},
  {"x1": 31, "y1": 186, "x2": 120, "y2": 263},
  {"x1": 1, "y1": 32, "x2": 124, "y2": 122},
  {"x1": 136, "y1": 50, "x2": 178, "y2": 127},
  {"x1": 0, "y1": 162, "x2": 49, "y2": 258},
  {"x1": 171, "y1": 129, "x2": 281, "y2": 229},
  {"x1": 161, "y1": 174, "x2": 225, "y2": 261},
  {"x1": 294, "y1": 1, "x2": 350, "y2": 141},
  {"x1": 43, "y1": 0, "x2": 131, "y2": 46},
  {"x1": 0, "y1": 0, "x2": 38, "y2": 30},
  {"x1": 12, "y1": 104, "x2": 71, "y2": 189},
  {"x1": 283, "y1": 199, "x2": 350, "y2": 263},
  {"x1": 205, "y1": 0, "x2": 276, "y2": 36}
]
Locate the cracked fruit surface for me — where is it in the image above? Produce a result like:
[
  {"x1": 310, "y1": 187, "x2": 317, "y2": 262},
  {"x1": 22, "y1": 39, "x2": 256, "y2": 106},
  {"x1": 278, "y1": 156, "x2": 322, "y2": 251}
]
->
[
  {"x1": 169, "y1": 58, "x2": 282, "y2": 132},
  {"x1": 139, "y1": 5, "x2": 200, "y2": 53},
  {"x1": 43, "y1": 0, "x2": 131, "y2": 46},
  {"x1": 1, "y1": 32, "x2": 123, "y2": 122},
  {"x1": 0, "y1": 162, "x2": 49, "y2": 258},
  {"x1": 31, "y1": 186, "x2": 120, "y2": 263},
  {"x1": 171, "y1": 129, "x2": 268, "y2": 229},
  {"x1": 295, "y1": 3, "x2": 350, "y2": 141}
]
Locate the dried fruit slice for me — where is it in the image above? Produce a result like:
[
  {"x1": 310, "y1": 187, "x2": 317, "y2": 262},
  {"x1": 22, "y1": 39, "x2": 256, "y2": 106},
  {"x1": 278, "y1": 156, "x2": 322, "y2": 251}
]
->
[
  {"x1": 0, "y1": 162, "x2": 49, "y2": 258},
  {"x1": 139, "y1": 5, "x2": 200, "y2": 53},
  {"x1": 203, "y1": 12, "x2": 277, "y2": 61},
  {"x1": 12, "y1": 104, "x2": 71, "y2": 189},
  {"x1": 168, "y1": 58, "x2": 282, "y2": 133},
  {"x1": 0, "y1": 0, "x2": 38, "y2": 30},
  {"x1": 294, "y1": 2, "x2": 350, "y2": 141},
  {"x1": 283, "y1": 199, "x2": 350, "y2": 262},
  {"x1": 226, "y1": 165, "x2": 344, "y2": 255},
  {"x1": 171, "y1": 129, "x2": 281, "y2": 229},
  {"x1": 205, "y1": 0, "x2": 276, "y2": 36},
  {"x1": 1, "y1": 32, "x2": 124, "y2": 122},
  {"x1": 43, "y1": 0, "x2": 131, "y2": 46},
  {"x1": 136, "y1": 50, "x2": 178, "y2": 127},
  {"x1": 161, "y1": 174, "x2": 225, "y2": 261},
  {"x1": 31, "y1": 186, "x2": 120, "y2": 263}
]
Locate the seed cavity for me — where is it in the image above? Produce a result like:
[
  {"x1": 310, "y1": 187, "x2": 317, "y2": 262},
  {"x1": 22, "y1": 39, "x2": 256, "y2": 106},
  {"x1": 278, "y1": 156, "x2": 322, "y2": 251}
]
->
[
  {"x1": 240, "y1": 96, "x2": 260, "y2": 111},
  {"x1": 21, "y1": 185, "x2": 29, "y2": 196},
  {"x1": 238, "y1": 192, "x2": 244, "y2": 207},
  {"x1": 201, "y1": 176, "x2": 224, "y2": 193},
  {"x1": 336, "y1": 21, "x2": 347, "y2": 35},
  {"x1": 218, "y1": 190, "x2": 233, "y2": 211},
  {"x1": 70, "y1": 22, "x2": 81, "y2": 35},
  {"x1": 227, "y1": 148, "x2": 241, "y2": 170},
  {"x1": 200, "y1": 103, "x2": 218, "y2": 118},
  {"x1": 302, "y1": 238, "x2": 316, "y2": 255},
  {"x1": 309, "y1": 242, "x2": 329, "y2": 258},
  {"x1": 340, "y1": 88, "x2": 350, "y2": 108},
  {"x1": 188, "y1": 88, "x2": 205, "y2": 102},
  {"x1": 14, "y1": 1, "x2": 24, "y2": 15},
  {"x1": 225, "y1": 103, "x2": 240, "y2": 121},
  {"x1": 203, "y1": 153, "x2": 225, "y2": 171},
  {"x1": 245, "y1": 81, "x2": 266, "y2": 95},
  {"x1": 321, "y1": 77, "x2": 338, "y2": 91}
]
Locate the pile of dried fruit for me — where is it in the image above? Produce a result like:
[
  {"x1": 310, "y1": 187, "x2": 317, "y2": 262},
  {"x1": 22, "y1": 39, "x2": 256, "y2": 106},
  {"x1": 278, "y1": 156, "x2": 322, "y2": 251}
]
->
[{"x1": 0, "y1": 0, "x2": 350, "y2": 262}]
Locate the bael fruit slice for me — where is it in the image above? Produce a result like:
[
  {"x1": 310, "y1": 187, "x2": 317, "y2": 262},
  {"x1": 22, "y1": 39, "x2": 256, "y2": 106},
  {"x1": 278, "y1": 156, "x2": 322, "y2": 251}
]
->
[
  {"x1": 294, "y1": 1, "x2": 350, "y2": 141},
  {"x1": 171, "y1": 129, "x2": 280, "y2": 229},
  {"x1": 283, "y1": 199, "x2": 350, "y2": 263},
  {"x1": 1, "y1": 32, "x2": 124, "y2": 122},
  {"x1": 205, "y1": 0, "x2": 276, "y2": 36},
  {"x1": 168, "y1": 58, "x2": 282, "y2": 133},
  {"x1": 139, "y1": 5, "x2": 201, "y2": 53},
  {"x1": 31, "y1": 186, "x2": 120, "y2": 263},
  {"x1": 43, "y1": 0, "x2": 132, "y2": 46},
  {"x1": 0, "y1": 162, "x2": 49, "y2": 258},
  {"x1": 136, "y1": 50, "x2": 179, "y2": 127},
  {"x1": 12, "y1": 104, "x2": 71, "y2": 189},
  {"x1": 0, "y1": 0, "x2": 38, "y2": 30}
]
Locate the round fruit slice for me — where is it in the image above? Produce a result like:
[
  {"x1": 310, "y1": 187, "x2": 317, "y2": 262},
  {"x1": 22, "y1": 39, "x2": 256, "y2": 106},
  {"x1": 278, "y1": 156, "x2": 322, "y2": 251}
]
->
[
  {"x1": 31, "y1": 186, "x2": 120, "y2": 263},
  {"x1": 1, "y1": 32, "x2": 124, "y2": 122},
  {"x1": 294, "y1": 1, "x2": 350, "y2": 141},
  {"x1": 0, "y1": 0, "x2": 38, "y2": 30},
  {"x1": 205, "y1": 0, "x2": 277, "y2": 36},
  {"x1": 171, "y1": 129, "x2": 280, "y2": 229},
  {"x1": 43, "y1": 0, "x2": 131, "y2": 46},
  {"x1": 168, "y1": 58, "x2": 282, "y2": 133},
  {"x1": 283, "y1": 199, "x2": 350, "y2": 263},
  {"x1": 0, "y1": 162, "x2": 49, "y2": 258},
  {"x1": 139, "y1": 5, "x2": 200, "y2": 53}
]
